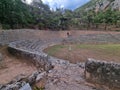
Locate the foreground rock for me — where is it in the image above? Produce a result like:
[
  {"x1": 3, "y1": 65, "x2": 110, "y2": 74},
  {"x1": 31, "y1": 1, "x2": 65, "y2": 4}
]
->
[
  {"x1": 85, "y1": 58, "x2": 120, "y2": 89},
  {"x1": 0, "y1": 53, "x2": 3, "y2": 62},
  {"x1": 19, "y1": 83, "x2": 32, "y2": 90},
  {"x1": 0, "y1": 71, "x2": 46, "y2": 90}
]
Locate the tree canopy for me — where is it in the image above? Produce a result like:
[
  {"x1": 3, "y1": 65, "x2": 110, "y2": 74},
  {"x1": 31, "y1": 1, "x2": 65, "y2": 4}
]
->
[{"x1": 0, "y1": 0, "x2": 120, "y2": 30}]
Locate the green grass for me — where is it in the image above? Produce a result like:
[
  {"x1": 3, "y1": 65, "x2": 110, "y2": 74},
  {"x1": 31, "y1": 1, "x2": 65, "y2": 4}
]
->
[
  {"x1": 76, "y1": 44, "x2": 120, "y2": 55},
  {"x1": 76, "y1": 44, "x2": 120, "y2": 50},
  {"x1": 33, "y1": 86, "x2": 44, "y2": 90},
  {"x1": 45, "y1": 44, "x2": 120, "y2": 58},
  {"x1": 44, "y1": 44, "x2": 120, "y2": 63},
  {"x1": 44, "y1": 45, "x2": 66, "y2": 55}
]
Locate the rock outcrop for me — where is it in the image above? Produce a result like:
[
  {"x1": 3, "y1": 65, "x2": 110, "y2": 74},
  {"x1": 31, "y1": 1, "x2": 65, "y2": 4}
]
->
[
  {"x1": 85, "y1": 58, "x2": 120, "y2": 89},
  {"x1": 76, "y1": 0, "x2": 120, "y2": 13},
  {"x1": 0, "y1": 53, "x2": 3, "y2": 62},
  {"x1": 0, "y1": 71, "x2": 46, "y2": 90}
]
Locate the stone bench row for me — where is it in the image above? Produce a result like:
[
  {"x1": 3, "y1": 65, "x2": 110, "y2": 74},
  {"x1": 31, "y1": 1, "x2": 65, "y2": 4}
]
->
[
  {"x1": 64, "y1": 34, "x2": 120, "y2": 44},
  {"x1": 7, "y1": 38, "x2": 70, "y2": 70},
  {"x1": 0, "y1": 30, "x2": 63, "y2": 46},
  {"x1": 0, "y1": 30, "x2": 37, "y2": 45},
  {"x1": 78, "y1": 34, "x2": 120, "y2": 43},
  {"x1": 8, "y1": 42, "x2": 52, "y2": 71},
  {"x1": 10, "y1": 40, "x2": 45, "y2": 53},
  {"x1": 1, "y1": 30, "x2": 120, "y2": 45}
]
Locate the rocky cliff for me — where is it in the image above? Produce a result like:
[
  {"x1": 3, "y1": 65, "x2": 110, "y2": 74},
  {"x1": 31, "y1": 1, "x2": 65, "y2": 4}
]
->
[{"x1": 75, "y1": 0, "x2": 120, "y2": 13}]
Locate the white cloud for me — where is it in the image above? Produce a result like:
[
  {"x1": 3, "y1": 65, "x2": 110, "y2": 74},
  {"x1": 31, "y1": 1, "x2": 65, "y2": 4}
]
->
[
  {"x1": 60, "y1": 5, "x2": 64, "y2": 9},
  {"x1": 41, "y1": 0, "x2": 90, "y2": 10},
  {"x1": 26, "y1": 0, "x2": 90, "y2": 10},
  {"x1": 26, "y1": 0, "x2": 32, "y2": 4}
]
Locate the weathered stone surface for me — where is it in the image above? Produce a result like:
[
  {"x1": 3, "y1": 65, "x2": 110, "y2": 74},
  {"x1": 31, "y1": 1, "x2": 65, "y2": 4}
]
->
[
  {"x1": 45, "y1": 63, "x2": 94, "y2": 90},
  {"x1": 0, "y1": 53, "x2": 3, "y2": 62},
  {"x1": 85, "y1": 58, "x2": 120, "y2": 89},
  {"x1": 19, "y1": 83, "x2": 32, "y2": 90},
  {"x1": 1, "y1": 30, "x2": 120, "y2": 46},
  {"x1": 0, "y1": 85, "x2": 3, "y2": 89},
  {"x1": 0, "y1": 70, "x2": 47, "y2": 90},
  {"x1": 11, "y1": 74, "x2": 27, "y2": 83},
  {"x1": 28, "y1": 71, "x2": 40, "y2": 85},
  {"x1": 36, "y1": 72, "x2": 46, "y2": 82},
  {"x1": 8, "y1": 42, "x2": 53, "y2": 71},
  {"x1": 1, "y1": 81, "x2": 26, "y2": 90},
  {"x1": 77, "y1": 62, "x2": 85, "y2": 69}
]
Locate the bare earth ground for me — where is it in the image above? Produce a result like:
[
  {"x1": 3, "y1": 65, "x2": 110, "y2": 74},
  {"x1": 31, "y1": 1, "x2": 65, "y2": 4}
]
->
[{"x1": 0, "y1": 46, "x2": 37, "y2": 84}]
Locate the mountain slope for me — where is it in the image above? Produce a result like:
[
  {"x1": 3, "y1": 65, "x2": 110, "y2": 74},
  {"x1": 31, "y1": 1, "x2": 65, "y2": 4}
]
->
[{"x1": 75, "y1": 0, "x2": 120, "y2": 13}]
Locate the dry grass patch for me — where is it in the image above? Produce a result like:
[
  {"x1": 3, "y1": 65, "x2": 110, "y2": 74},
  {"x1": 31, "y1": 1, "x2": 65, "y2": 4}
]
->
[{"x1": 44, "y1": 44, "x2": 120, "y2": 63}]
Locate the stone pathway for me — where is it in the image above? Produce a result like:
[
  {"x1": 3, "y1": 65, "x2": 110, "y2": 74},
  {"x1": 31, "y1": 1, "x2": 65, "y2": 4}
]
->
[{"x1": 45, "y1": 63, "x2": 94, "y2": 90}]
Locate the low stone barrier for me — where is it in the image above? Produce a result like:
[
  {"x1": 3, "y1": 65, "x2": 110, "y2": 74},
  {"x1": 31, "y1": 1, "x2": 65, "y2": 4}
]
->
[
  {"x1": 85, "y1": 58, "x2": 120, "y2": 89},
  {"x1": 8, "y1": 42, "x2": 53, "y2": 71}
]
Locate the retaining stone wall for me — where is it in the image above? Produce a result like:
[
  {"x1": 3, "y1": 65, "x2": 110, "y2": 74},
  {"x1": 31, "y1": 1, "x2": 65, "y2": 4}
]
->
[
  {"x1": 0, "y1": 30, "x2": 37, "y2": 45},
  {"x1": 0, "y1": 30, "x2": 65, "y2": 45},
  {"x1": 85, "y1": 58, "x2": 120, "y2": 89},
  {"x1": 1, "y1": 30, "x2": 120, "y2": 46},
  {"x1": 8, "y1": 42, "x2": 53, "y2": 71}
]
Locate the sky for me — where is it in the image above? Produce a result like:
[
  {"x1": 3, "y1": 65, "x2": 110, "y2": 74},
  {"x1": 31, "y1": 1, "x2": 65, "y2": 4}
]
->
[{"x1": 26, "y1": 0, "x2": 90, "y2": 10}]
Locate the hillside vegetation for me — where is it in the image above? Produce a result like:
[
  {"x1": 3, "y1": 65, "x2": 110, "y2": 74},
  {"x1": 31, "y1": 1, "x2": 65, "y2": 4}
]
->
[
  {"x1": 0, "y1": 0, "x2": 70, "y2": 30},
  {"x1": 73, "y1": 0, "x2": 120, "y2": 30},
  {"x1": 0, "y1": 0, "x2": 120, "y2": 30}
]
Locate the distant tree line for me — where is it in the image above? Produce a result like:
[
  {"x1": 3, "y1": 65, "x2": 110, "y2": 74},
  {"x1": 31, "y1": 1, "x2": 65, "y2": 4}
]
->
[
  {"x1": 72, "y1": 0, "x2": 120, "y2": 30},
  {"x1": 0, "y1": 0, "x2": 120, "y2": 30},
  {"x1": 0, "y1": 0, "x2": 71, "y2": 30},
  {"x1": 73, "y1": 9, "x2": 120, "y2": 30}
]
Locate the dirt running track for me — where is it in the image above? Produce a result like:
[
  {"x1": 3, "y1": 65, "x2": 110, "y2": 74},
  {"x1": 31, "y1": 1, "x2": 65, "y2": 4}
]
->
[{"x1": 0, "y1": 46, "x2": 37, "y2": 84}]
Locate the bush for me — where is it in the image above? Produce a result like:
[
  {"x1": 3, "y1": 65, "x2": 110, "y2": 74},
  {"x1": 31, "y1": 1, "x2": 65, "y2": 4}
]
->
[{"x1": 2, "y1": 24, "x2": 11, "y2": 29}]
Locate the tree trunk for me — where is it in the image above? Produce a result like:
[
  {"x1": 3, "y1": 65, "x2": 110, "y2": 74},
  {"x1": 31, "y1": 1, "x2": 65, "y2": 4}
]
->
[{"x1": 104, "y1": 23, "x2": 107, "y2": 30}]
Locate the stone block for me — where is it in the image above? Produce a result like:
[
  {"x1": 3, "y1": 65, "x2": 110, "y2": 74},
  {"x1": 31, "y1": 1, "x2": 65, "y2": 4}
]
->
[
  {"x1": 19, "y1": 83, "x2": 32, "y2": 90},
  {"x1": 85, "y1": 58, "x2": 120, "y2": 89}
]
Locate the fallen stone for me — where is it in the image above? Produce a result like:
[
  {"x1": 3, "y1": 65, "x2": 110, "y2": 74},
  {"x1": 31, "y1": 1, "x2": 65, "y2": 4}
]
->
[
  {"x1": 77, "y1": 62, "x2": 85, "y2": 68},
  {"x1": 28, "y1": 71, "x2": 40, "y2": 85},
  {"x1": 10, "y1": 74, "x2": 27, "y2": 83},
  {"x1": 0, "y1": 85, "x2": 3, "y2": 89},
  {"x1": 36, "y1": 72, "x2": 46, "y2": 82},
  {"x1": 0, "y1": 53, "x2": 3, "y2": 62},
  {"x1": 85, "y1": 58, "x2": 120, "y2": 89},
  {"x1": 19, "y1": 83, "x2": 32, "y2": 90},
  {"x1": 1, "y1": 81, "x2": 26, "y2": 90}
]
